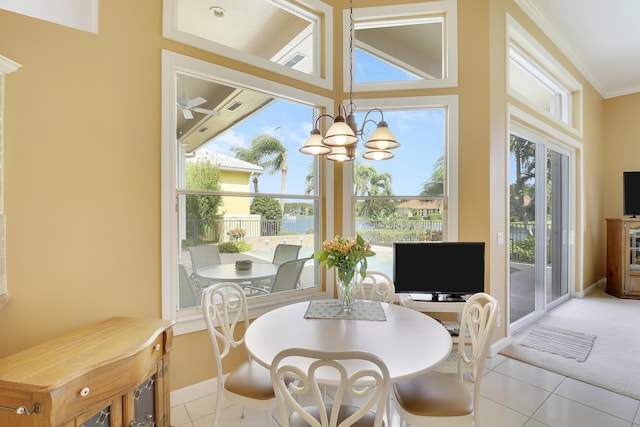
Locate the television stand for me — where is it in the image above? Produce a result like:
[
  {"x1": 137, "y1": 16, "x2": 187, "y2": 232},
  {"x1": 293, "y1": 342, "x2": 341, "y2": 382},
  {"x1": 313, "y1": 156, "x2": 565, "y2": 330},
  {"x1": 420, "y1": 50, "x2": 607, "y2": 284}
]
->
[
  {"x1": 437, "y1": 294, "x2": 465, "y2": 302},
  {"x1": 408, "y1": 293, "x2": 466, "y2": 302},
  {"x1": 399, "y1": 294, "x2": 467, "y2": 313}
]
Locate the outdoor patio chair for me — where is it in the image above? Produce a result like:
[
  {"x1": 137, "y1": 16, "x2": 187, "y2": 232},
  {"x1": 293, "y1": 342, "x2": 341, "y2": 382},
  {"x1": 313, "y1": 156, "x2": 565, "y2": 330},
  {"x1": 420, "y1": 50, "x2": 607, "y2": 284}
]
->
[
  {"x1": 272, "y1": 243, "x2": 302, "y2": 265},
  {"x1": 187, "y1": 245, "x2": 221, "y2": 279},
  {"x1": 245, "y1": 258, "x2": 310, "y2": 295},
  {"x1": 178, "y1": 263, "x2": 202, "y2": 309}
]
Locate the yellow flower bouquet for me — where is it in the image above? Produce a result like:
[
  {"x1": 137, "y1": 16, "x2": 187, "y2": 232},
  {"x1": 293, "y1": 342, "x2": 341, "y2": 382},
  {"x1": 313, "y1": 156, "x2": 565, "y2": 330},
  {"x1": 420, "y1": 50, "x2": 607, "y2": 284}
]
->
[{"x1": 313, "y1": 234, "x2": 375, "y2": 310}]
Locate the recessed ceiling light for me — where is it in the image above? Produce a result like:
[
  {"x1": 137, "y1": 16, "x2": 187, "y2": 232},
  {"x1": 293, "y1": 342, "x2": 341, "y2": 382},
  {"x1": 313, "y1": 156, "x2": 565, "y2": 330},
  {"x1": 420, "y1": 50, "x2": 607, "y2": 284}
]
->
[{"x1": 209, "y1": 6, "x2": 225, "y2": 18}]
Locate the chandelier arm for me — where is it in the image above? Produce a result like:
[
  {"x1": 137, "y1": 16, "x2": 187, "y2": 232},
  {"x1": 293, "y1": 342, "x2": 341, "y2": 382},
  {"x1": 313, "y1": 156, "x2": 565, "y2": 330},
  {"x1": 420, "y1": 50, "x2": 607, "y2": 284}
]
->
[
  {"x1": 355, "y1": 118, "x2": 378, "y2": 138},
  {"x1": 354, "y1": 108, "x2": 385, "y2": 137},
  {"x1": 361, "y1": 108, "x2": 384, "y2": 123},
  {"x1": 314, "y1": 113, "x2": 336, "y2": 129},
  {"x1": 337, "y1": 104, "x2": 349, "y2": 119}
]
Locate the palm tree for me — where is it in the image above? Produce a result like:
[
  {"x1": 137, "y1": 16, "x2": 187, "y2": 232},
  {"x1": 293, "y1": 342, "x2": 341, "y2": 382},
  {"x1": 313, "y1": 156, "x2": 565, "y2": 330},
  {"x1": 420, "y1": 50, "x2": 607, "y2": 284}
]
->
[
  {"x1": 420, "y1": 155, "x2": 444, "y2": 196},
  {"x1": 231, "y1": 133, "x2": 287, "y2": 199},
  {"x1": 353, "y1": 163, "x2": 379, "y2": 196},
  {"x1": 304, "y1": 163, "x2": 314, "y2": 195},
  {"x1": 354, "y1": 163, "x2": 393, "y2": 197},
  {"x1": 509, "y1": 135, "x2": 536, "y2": 235},
  {"x1": 354, "y1": 162, "x2": 395, "y2": 219}
]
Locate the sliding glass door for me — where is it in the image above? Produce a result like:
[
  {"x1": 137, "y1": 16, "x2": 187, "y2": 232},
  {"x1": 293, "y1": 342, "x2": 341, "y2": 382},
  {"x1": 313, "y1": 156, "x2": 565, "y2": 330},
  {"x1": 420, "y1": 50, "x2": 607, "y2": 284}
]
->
[
  {"x1": 547, "y1": 149, "x2": 570, "y2": 308},
  {"x1": 509, "y1": 124, "x2": 572, "y2": 332}
]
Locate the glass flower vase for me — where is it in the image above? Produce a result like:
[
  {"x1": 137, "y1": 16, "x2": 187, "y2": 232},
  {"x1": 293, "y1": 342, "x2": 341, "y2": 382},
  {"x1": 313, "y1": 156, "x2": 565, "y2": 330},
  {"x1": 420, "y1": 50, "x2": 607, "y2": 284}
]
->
[{"x1": 336, "y1": 265, "x2": 358, "y2": 312}]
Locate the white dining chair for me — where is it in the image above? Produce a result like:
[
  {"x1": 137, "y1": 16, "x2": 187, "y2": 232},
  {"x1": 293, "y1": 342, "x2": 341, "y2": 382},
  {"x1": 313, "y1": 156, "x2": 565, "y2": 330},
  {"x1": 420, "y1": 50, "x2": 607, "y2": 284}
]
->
[
  {"x1": 392, "y1": 292, "x2": 499, "y2": 427},
  {"x1": 201, "y1": 282, "x2": 277, "y2": 427},
  {"x1": 271, "y1": 347, "x2": 390, "y2": 427},
  {"x1": 355, "y1": 270, "x2": 395, "y2": 303}
]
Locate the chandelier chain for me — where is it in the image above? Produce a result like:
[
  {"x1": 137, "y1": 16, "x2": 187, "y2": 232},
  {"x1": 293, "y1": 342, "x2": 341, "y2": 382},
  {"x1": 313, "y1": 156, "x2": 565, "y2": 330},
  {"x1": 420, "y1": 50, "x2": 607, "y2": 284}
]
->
[
  {"x1": 349, "y1": 0, "x2": 354, "y2": 110},
  {"x1": 298, "y1": 0, "x2": 398, "y2": 161}
]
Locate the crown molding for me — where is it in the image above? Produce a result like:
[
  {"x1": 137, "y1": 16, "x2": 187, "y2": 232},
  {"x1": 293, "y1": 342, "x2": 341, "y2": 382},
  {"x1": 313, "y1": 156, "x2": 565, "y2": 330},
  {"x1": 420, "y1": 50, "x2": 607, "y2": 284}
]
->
[{"x1": 0, "y1": 55, "x2": 21, "y2": 75}]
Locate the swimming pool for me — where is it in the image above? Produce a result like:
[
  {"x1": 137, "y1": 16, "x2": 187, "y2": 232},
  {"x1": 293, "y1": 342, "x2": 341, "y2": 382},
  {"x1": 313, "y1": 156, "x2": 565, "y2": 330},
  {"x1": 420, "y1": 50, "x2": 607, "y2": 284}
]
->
[{"x1": 248, "y1": 245, "x2": 394, "y2": 277}]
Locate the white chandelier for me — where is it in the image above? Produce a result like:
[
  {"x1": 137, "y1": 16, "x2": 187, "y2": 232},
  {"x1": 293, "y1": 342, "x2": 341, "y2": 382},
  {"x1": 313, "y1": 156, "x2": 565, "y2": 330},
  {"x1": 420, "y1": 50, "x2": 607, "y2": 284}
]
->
[{"x1": 299, "y1": 0, "x2": 399, "y2": 162}]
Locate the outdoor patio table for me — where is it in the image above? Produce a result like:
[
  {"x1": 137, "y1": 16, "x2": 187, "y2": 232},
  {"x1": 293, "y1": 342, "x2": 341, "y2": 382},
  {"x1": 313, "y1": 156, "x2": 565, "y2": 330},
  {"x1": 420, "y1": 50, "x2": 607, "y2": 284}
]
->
[{"x1": 196, "y1": 262, "x2": 278, "y2": 283}]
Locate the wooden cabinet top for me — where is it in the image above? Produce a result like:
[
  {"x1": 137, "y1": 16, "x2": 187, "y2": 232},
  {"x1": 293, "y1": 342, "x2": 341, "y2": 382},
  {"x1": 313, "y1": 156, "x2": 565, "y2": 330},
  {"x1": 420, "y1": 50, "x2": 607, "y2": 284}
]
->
[
  {"x1": 607, "y1": 217, "x2": 640, "y2": 223},
  {"x1": 0, "y1": 317, "x2": 174, "y2": 392}
]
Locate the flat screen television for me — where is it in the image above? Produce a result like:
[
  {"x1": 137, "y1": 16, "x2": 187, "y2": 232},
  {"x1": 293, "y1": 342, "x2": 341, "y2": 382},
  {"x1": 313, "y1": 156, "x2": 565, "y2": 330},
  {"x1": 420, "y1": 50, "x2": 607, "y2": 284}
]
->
[
  {"x1": 624, "y1": 171, "x2": 640, "y2": 217},
  {"x1": 393, "y1": 242, "x2": 485, "y2": 301}
]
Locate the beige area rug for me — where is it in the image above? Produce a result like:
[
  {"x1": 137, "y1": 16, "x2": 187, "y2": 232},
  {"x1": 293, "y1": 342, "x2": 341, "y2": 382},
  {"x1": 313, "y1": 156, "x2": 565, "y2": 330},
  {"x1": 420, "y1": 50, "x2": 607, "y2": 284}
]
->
[
  {"x1": 520, "y1": 326, "x2": 596, "y2": 362},
  {"x1": 500, "y1": 287, "x2": 640, "y2": 400}
]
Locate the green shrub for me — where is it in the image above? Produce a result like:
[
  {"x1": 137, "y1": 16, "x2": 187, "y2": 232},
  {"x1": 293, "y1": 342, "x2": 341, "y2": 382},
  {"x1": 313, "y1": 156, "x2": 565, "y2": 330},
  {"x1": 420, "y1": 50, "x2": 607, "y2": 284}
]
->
[
  {"x1": 511, "y1": 236, "x2": 535, "y2": 263},
  {"x1": 217, "y1": 241, "x2": 252, "y2": 253}
]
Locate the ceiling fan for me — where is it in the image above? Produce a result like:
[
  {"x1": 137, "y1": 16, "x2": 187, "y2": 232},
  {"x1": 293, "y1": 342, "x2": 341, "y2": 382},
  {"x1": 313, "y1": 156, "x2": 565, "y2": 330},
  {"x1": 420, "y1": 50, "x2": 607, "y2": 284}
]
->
[{"x1": 177, "y1": 96, "x2": 220, "y2": 120}]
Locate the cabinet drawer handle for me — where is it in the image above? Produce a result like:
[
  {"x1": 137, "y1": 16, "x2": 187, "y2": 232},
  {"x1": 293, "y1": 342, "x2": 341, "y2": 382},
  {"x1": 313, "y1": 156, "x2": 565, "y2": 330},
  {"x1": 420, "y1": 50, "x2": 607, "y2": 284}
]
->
[
  {"x1": 80, "y1": 387, "x2": 90, "y2": 397},
  {"x1": 154, "y1": 344, "x2": 161, "y2": 351},
  {"x1": 0, "y1": 403, "x2": 40, "y2": 415}
]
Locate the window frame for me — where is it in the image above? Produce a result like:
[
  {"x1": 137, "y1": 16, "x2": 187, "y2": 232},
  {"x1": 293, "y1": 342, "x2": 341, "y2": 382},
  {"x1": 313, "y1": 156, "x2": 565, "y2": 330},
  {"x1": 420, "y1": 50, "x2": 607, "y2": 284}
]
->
[
  {"x1": 0, "y1": 55, "x2": 21, "y2": 309},
  {"x1": 162, "y1": 0, "x2": 334, "y2": 91},
  {"x1": 342, "y1": 95, "x2": 460, "y2": 242},
  {"x1": 344, "y1": 0, "x2": 458, "y2": 92},
  {"x1": 161, "y1": 50, "x2": 333, "y2": 335},
  {"x1": 506, "y1": 14, "x2": 583, "y2": 137}
]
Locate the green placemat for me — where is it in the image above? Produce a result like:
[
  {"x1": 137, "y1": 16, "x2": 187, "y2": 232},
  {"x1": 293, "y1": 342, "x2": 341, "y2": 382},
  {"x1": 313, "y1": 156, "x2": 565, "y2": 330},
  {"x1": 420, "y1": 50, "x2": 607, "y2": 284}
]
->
[{"x1": 304, "y1": 300, "x2": 387, "y2": 321}]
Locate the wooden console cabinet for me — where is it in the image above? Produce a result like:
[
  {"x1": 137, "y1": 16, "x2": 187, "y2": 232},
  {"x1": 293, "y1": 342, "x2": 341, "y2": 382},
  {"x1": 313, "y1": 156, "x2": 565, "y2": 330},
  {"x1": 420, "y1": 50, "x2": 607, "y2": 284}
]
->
[
  {"x1": 606, "y1": 218, "x2": 640, "y2": 299},
  {"x1": 0, "y1": 317, "x2": 174, "y2": 427}
]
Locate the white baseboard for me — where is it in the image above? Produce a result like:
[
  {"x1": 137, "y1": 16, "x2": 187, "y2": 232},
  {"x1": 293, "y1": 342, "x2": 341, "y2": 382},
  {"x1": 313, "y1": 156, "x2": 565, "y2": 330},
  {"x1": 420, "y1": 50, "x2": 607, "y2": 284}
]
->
[
  {"x1": 577, "y1": 277, "x2": 606, "y2": 298},
  {"x1": 490, "y1": 335, "x2": 512, "y2": 357},
  {"x1": 171, "y1": 377, "x2": 218, "y2": 406}
]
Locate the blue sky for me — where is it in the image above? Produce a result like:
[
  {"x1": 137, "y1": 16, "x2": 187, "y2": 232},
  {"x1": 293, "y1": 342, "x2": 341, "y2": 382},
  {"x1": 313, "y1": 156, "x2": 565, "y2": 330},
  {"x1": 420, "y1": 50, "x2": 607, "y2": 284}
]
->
[{"x1": 205, "y1": 50, "x2": 445, "y2": 196}]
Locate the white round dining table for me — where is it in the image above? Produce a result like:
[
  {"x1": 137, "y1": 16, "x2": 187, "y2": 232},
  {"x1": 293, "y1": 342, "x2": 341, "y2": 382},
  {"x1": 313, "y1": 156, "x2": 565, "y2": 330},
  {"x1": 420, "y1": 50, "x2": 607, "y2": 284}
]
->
[
  {"x1": 245, "y1": 300, "x2": 452, "y2": 383},
  {"x1": 196, "y1": 262, "x2": 278, "y2": 282}
]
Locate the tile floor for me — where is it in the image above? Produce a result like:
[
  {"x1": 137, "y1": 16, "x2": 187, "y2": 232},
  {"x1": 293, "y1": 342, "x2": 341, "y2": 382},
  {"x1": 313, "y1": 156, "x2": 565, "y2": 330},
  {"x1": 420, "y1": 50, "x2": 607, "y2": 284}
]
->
[{"x1": 171, "y1": 354, "x2": 640, "y2": 427}]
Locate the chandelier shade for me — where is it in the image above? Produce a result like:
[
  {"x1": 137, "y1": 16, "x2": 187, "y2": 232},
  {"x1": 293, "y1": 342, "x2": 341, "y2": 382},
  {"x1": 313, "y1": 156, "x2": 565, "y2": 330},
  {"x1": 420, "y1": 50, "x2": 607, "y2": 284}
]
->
[
  {"x1": 362, "y1": 149, "x2": 394, "y2": 160},
  {"x1": 322, "y1": 115, "x2": 359, "y2": 147},
  {"x1": 299, "y1": 129, "x2": 331, "y2": 155},
  {"x1": 326, "y1": 145, "x2": 356, "y2": 162},
  {"x1": 363, "y1": 121, "x2": 400, "y2": 150}
]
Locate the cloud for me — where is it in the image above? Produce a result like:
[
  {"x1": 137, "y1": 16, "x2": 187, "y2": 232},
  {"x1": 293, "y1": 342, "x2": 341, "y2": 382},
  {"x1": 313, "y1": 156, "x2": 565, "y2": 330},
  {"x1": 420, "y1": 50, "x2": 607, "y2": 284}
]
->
[{"x1": 205, "y1": 129, "x2": 245, "y2": 156}]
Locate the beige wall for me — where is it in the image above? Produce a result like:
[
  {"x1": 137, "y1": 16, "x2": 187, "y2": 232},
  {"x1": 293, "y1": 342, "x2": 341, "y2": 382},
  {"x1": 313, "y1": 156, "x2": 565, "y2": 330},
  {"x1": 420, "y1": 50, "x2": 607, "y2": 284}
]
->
[
  {"x1": 602, "y1": 92, "x2": 640, "y2": 271},
  {"x1": 0, "y1": 0, "x2": 613, "y2": 393},
  {"x1": 491, "y1": 0, "x2": 607, "y2": 291},
  {"x1": 603, "y1": 93, "x2": 640, "y2": 219}
]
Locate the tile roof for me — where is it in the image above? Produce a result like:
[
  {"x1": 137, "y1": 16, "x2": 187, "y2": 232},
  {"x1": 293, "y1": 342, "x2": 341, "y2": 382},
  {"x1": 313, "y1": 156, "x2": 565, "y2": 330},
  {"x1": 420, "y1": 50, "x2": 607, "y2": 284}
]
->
[
  {"x1": 188, "y1": 149, "x2": 263, "y2": 173},
  {"x1": 395, "y1": 199, "x2": 441, "y2": 209}
]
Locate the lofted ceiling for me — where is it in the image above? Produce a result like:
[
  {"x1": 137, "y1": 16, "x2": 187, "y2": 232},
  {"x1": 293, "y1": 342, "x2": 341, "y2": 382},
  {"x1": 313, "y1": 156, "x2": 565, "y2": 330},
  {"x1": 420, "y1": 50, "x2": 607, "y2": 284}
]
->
[
  {"x1": 176, "y1": 0, "x2": 640, "y2": 153},
  {"x1": 520, "y1": 0, "x2": 640, "y2": 98},
  {"x1": 175, "y1": 0, "x2": 441, "y2": 153}
]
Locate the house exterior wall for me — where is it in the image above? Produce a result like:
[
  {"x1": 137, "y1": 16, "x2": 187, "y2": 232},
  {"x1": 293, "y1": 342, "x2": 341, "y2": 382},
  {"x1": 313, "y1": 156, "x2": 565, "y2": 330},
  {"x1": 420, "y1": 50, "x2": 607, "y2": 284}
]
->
[
  {"x1": 219, "y1": 170, "x2": 252, "y2": 214},
  {"x1": 0, "y1": 0, "x2": 610, "y2": 393}
]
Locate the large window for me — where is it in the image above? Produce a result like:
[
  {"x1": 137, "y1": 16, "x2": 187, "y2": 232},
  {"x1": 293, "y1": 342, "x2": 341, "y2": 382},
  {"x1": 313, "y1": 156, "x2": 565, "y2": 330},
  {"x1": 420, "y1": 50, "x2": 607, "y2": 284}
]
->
[
  {"x1": 507, "y1": 15, "x2": 582, "y2": 135},
  {"x1": 163, "y1": 0, "x2": 333, "y2": 90},
  {"x1": 162, "y1": 51, "x2": 331, "y2": 334},
  {"x1": 346, "y1": 0, "x2": 458, "y2": 91},
  {"x1": 345, "y1": 96, "x2": 459, "y2": 279}
]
